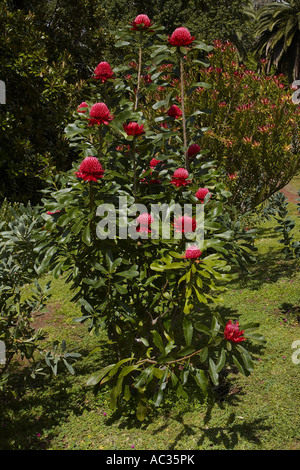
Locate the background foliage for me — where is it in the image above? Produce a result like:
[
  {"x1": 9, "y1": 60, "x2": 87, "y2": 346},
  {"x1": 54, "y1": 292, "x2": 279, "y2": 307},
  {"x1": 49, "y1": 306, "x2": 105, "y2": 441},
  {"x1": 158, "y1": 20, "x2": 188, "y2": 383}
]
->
[{"x1": 1, "y1": 0, "x2": 299, "y2": 203}]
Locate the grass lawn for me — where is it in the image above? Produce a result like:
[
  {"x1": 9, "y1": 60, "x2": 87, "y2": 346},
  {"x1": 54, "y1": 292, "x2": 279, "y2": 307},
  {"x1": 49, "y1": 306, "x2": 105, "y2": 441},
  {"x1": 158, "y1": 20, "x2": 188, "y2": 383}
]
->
[{"x1": 0, "y1": 181, "x2": 299, "y2": 451}]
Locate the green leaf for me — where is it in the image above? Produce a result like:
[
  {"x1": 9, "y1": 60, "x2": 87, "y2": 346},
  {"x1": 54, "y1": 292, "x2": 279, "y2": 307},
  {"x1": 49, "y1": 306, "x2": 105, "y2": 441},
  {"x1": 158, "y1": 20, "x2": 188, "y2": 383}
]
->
[
  {"x1": 62, "y1": 358, "x2": 75, "y2": 375},
  {"x1": 193, "y1": 286, "x2": 208, "y2": 304},
  {"x1": 183, "y1": 318, "x2": 193, "y2": 346},
  {"x1": 242, "y1": 322, "x2": 261, "y2": 333},
  {"x1": 116, "y1": 268, "x2": 139, "y2": 279},
  {"x1": 232, "y1": 355, "x2": 247, "y2": 376},
  {"x1": 236, "y1": 345, "x2": 254, "y2": 372},
  {"x1": 115, "y1": 283, "x2": 128, "y2": 295},
  {"x1": 177, "y1": 346, "x2": 195, "y2": 357},
  {"x1": 216, "y1": 348, "x2": 226, "y2": 373},
  {"x1": 110, "y1": 377, "x2": 124, "y2": 410},
  {"x1": 190, "y1": 81, "x2": 212, "y2": 89},
  {"x1": 208, "y1": 358, "x2": 219, "y2": 386},
  {"x1": 82, "y1": 222, "x2": 91, "y2": 246},
  {"x1": 244, "y1": 332, "x2": 266, "y2": 344},
  {"x1": 108, "y1": 357, "x2": 134, "y2": 378},
  {"x1": 124, "y1": 384, "x2": 131, "y2": 401},
  {"x1": 86, "y1": 363, "x2": 116, "y2": 386},
  {"x1": 118, "y1": 364, "x2": 141, "y2": 378},
  {"x1": 198, "y1": 347, "x2": 208, "y2": 362},
  {"x1": 194, "y1": 369, "x2": 209, "y2": 396},
  {"x1": 136, "y1": 396, "x2": 148, "y2": 421},
  {"x1": 134, "y1": 366, "x2": 154, "y2": 389},
  {"x1": 152, "y1": 99, "x2": 166, "y2": 110},
  {"x1": 152, "y1": 330, "x2": 165, "y2": 355}
]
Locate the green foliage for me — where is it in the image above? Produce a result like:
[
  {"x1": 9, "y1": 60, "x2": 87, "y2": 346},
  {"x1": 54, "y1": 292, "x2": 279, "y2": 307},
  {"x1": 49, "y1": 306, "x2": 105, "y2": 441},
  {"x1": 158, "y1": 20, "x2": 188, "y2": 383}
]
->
[
  {"x1": 0, "y1": 0, "x2": 113, "y2": 203},
  {"x1": 0, "y1": 199, "x2": 19, "y2": 228},
  {"x1": 253, "y1": 0, "x2": 300, "y2": 81},
  {"x1": 273, "y1": 192, "x2": 300, "y2": 259},
  {"x1": 101, "y1": 0, "x2": 255, "y2": 48},
  {"x1": 43, "y1": 340, "x2": 81, "y2": 376},
  {"x1": 181, "y1": 40, "x2": 300, "y2": 211},
  {"x1": 0, "y1": 203, "x2": 49, "y2": 385},
  {"x1": 0, "y1": 202, "x2": 80, "y2": 389}
]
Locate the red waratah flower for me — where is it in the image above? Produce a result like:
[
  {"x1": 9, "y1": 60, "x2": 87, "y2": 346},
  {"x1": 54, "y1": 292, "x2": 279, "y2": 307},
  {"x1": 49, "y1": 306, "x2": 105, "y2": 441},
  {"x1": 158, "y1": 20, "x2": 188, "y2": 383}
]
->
[
  {"x1": 195, "y1": 188, "x2": 210, "y2": 203},
  {"x1": 77, "y1": 102, "x2": 88, "y2": 113},
  {"x1": 224, "y1": 320, "x2": 246, "y2": 343},
  {"x1": 171, "y1": 168, "x2": 191, "y2": 187},
  {"x1": 168, "y1": 27, "x2": 195, "y2": 47},
  {"x1": 187, "y1": 144, "x2": 201, "y2": 158},
  {"x1": 185, "y1": 245, "x2": 202, "y2": 259},
  {"x1": 123, "y1": 122, "x2": 145, "y2": 136},
  {"x1": 173, "y1": 215, "x2": 196, "y2": 233},
  {"x1": 94, "y1": 61, "x2": 114, "y2": 82},
  {"x1": 150, "y1": 158, "x2": 162, "y2": 168},
  {"x1": 167, "y1": 104, "x2": 182, "y2": 119},
  {"x1": 131, "y1": 14, "x2": 152, "y2": 30},
  {"x1": 136, "y1": 213, "x2": 154, "y2": 233},
  {"x1": 75, "y1": 156, "x2": 105, "y2": 182},
  {"x1": 88, "y1": 102, "x2": 113, "y2": 126}
]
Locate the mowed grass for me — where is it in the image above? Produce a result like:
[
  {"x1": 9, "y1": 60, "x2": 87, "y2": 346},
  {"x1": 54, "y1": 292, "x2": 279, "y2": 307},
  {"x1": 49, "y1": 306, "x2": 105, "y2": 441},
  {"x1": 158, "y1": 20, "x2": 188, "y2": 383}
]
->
[{"x1": 0, "y1": 185, "x2": 299, "y2": 450}]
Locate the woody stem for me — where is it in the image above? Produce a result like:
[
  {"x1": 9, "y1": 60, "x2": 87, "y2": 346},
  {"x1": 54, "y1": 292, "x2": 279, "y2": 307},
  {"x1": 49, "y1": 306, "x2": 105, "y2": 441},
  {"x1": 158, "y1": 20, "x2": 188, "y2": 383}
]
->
[
  {"x1": 135, "y1": 46, "x2": 142, "y2": 111},
  {"x1": 180, "y1": 57, "x2": 189, "y2": 172},
  {"x1": 132, "y1": 138, "x2": 137, "y2": 201}
]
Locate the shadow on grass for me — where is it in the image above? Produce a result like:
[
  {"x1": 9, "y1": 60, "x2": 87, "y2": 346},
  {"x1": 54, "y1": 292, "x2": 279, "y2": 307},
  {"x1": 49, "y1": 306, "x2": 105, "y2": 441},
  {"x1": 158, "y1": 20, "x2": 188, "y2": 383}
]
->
[
  {"x1": 142, "y1": 397, "x2": 271, "y2": 450},
  {"x1": 231, "y1": 248, "x2": 299, "y2": 291},
  {"x1": 195, "y1": 414, "x2": 271, "y2": 449},
  {"x1": 0, "y1": 336, "x2": 115, "y2": 450}
]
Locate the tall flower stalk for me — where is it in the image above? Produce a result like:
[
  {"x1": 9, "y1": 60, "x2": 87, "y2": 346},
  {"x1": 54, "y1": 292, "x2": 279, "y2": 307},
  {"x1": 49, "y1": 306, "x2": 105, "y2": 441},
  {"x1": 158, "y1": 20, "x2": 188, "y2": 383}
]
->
[
  {"x1": 135, "y1": 44, "x2": 142, "y2": 111},
  {"x1": 180, "y1": 57, "x2": 189, "y2": 171}
]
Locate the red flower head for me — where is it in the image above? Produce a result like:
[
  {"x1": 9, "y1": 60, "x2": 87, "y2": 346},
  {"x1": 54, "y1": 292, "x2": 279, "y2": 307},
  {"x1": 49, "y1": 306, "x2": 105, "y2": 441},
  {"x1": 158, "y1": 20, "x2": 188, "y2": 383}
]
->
[
  {"x1": 224, "y1": 320, "x2": 246, "y2": 343},
  {"x1": 173, "y1": 215, "x2": 196, "y2": 233},
  {"x1": 171, "y1": 168, "x2": 191, "y2": 187},
  {"x1": 150, "y1": 158, "x2": 162, "y2": 169},
  {"x1": 88, "y1": 102, "x2": 113, "y2": 126},
  {"x1": 123, "y1": 122, "x2": 145, "y2": 136},
  {"x1": 187, "y1": 144, "x2": 201, "y2": 158},
  {"x1": 136, "y1": 213, "x2": 154, "y2": 233},
  {"x1": 77, "y1": 102, "x2": 88, "y2": 113},
  {"x1": 94, "y1": 61, "x2": 114, "y2": 82},
  {"x1": 195, "y1": 188, "x2": 211, "y2": 203},
  {"x1": 131, "y1": 14, "x2": 152, "y2": 30},
  {"x1": 47, "y1": 210, "x2": 61, "y2": 215},
  {"x1": 167, "y1": 104, "x2": 182, "y2": 119},
  {"x1": 76, "y1": 156, "x2": 105, "y2": 182},
  {"x1": 185, "y1": 245, "x2": 202, "y2": 259},
  {"x1": 168, "y1": 27, "x2": 195, "y2": 47}
]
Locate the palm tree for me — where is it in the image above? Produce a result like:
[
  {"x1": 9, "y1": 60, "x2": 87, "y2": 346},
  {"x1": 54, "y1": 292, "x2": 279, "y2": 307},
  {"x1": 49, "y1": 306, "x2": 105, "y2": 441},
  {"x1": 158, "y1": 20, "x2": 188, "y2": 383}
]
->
[{"x1": 253, "y1": 0, "x2": 300, "y2": 81}]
